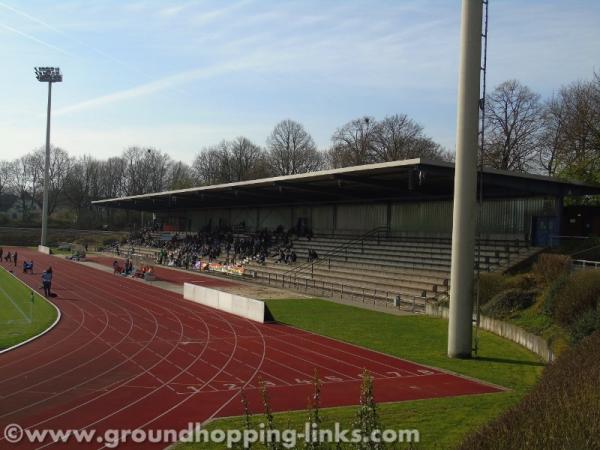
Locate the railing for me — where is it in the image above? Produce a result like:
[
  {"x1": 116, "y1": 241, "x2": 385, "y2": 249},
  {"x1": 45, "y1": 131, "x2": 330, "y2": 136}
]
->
[
  {"x1": 572, "y1": 259, "x2": 600, "y2": 270},
  {"x1": 250, "y1": 269, "x2": 428, "y2": 313},
  {"x1": 283, "y1": 226, "x2": 391, "y2": 279}
]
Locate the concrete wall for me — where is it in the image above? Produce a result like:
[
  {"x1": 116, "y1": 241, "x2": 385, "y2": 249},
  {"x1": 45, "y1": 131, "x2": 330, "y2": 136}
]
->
[
  {"x1": 183, "y1": 282, "x2": 267, "y2": 323},
  {"x1": 425, "y1": 303, "x2": 554, "y2": 362}
]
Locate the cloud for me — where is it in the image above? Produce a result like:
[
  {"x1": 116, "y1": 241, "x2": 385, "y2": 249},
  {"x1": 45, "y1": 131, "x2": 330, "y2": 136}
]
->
[
  {"x1": 53, "y1": 60, "x2": 250, "y2": 116},
  {"x1": 0, "y1": 22, "x2": 74, "y2": 57}
]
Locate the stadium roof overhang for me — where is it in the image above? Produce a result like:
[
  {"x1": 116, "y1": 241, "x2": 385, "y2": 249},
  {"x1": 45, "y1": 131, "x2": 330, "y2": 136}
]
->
[{"x1": 91, "y1": 159, "x2": 600, "y2": 211}]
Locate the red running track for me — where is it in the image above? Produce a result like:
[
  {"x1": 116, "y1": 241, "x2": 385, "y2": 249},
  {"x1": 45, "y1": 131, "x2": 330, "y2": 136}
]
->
[{"x1": 0, "y1": 248, "x2": 501, "y2": 449}]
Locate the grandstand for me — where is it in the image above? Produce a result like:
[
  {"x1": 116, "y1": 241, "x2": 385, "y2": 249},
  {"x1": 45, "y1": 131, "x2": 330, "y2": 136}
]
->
[{"x1": 92, "y1": 159, "x2": 600, "y2": 311}]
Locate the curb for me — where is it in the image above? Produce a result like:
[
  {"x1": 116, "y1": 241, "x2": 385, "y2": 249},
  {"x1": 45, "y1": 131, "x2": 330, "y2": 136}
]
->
[{"x1": 0, "y1": 266, "x2": 62, "y2": 355}]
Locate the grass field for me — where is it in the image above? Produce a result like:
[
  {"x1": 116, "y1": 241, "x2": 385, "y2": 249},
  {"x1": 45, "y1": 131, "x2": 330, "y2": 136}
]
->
[
  {"x1": 0, "y1": 265, "x2": 59, "y2": 350},
  {"x1": 177, "y1": 298, "x2": 544, "y2": 450}
]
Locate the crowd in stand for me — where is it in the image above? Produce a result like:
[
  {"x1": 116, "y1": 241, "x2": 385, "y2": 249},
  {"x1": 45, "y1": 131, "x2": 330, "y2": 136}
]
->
[{"x1": 124, "y1": 223, "x2": 315, "y2": 272}]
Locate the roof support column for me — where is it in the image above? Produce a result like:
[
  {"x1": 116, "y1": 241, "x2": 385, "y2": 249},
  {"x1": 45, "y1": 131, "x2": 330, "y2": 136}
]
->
[{"x1": 448, "y1": 0, "x2": 483, "y2": 359}]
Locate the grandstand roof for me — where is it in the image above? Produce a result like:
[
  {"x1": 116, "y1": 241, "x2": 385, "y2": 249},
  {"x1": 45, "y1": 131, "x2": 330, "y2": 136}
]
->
[{"x1": 92, "y1": 159, "x2": 600, "y2": 211}]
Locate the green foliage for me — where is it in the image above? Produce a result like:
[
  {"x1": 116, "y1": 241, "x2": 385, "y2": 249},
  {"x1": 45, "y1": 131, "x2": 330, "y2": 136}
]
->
[
  {"x1": 352, "y1": 370, "x2": 382, "y2": 450},
  {"x1": 458, "y1": 331, "x2": 600, "y2": 450},
  {"x1": 305, "y1": 371, "x2": 323, "y2": 450},
  {"x1": 552, "y1": 270, "x2": 600, "y2": 327},
  {"x1": 477, "y1": 273, "x2": 535, "y2": 307},
  {"x1": 481, "y1": 288, "x2": 537, "y2": 319},
  {"x1": 532, "y1": 253, "x2": 571, "y2": 287},
  {"x1": 541, "y1": 274, "x2": 569, "y2": 316},
  {"x1": 569, "y1": 307, "x2": 600, "y2": 344},
  {"x1": 477, "y1": 273, "x2": 506, "y2": 306}
]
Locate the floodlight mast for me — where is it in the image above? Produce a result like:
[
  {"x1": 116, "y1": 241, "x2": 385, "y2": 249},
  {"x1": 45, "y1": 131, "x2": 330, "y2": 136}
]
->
[
  {"x1": 447, "y1": 0, "x2": 483, "y2": 358},
  {"x1": 35, "y1": 67, "x2": 62, "y2": 248}
]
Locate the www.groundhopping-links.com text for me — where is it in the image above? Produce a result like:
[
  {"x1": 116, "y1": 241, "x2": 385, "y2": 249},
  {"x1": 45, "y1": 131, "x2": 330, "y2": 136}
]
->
[{"x1": 4, "y1": 422, "x2": 420, "y2": 448}]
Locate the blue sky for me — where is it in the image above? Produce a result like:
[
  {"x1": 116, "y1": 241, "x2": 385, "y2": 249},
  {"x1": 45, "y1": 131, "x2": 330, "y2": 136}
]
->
[{"x1": 1, "y1": 0, "x2": 599, "y2": 163}]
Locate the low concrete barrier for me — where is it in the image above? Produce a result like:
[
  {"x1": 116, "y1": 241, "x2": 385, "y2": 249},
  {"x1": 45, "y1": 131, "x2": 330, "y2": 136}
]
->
[
  {"x1": 183, "y1": 283, "x2": 272, "y2": 324},
  {"x1": 425, "y1": 303, "x2": 554, "y2": 362},
  {"x1": 38, "y1": 245, "x2": 50, "y2": 255}
]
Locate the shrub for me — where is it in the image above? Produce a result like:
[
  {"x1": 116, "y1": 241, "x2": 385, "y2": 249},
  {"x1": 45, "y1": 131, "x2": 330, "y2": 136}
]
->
[
  {"x1": 541, "y1": 274, "x2": 569, "y2": 316},
  {"x1": 459, "y1": 331, "x2": 600, "y2": 450},
  {"x1": 532, "y1": 253, "x2": 571, "y2": 286},
  {"x1": 481, "y1": 288, "x2": 537, "y2": 319},
  {"x1": 477, "y1": 273, "x2": 507, "y2": 306},
  {"x1": 553, "y1": 270, "x2": 600, "y2": 327},
  {"x1": 570, "y1": 307, "x2": 600, "y2": 344}
]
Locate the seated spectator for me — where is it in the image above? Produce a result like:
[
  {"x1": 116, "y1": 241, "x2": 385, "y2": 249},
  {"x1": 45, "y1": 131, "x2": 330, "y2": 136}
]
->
[{"x1": 23, "y1": 260, "x2": 34, "y2": 274}]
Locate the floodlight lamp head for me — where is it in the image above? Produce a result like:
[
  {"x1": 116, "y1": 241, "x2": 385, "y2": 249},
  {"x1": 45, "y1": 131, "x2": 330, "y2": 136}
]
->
[{"x1": 34, "y1": 67, "x2": 62, "y2": 83}]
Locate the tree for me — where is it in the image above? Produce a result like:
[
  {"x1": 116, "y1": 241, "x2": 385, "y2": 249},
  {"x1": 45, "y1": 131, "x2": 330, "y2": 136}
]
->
[
  {"x1": 266, "y1": 119, "x2": 323, "y2": 175},
  {"x1": 538, "y1": 95, "x2": 566, "y2": 176},
  {"x1": 121, "y1": 147, "x2": 172, "y2": 195},
  {"x1": 192, "y1": 142, "x2": 230, "y2": 185},
  {"x1": 553, "y1": 79, "x2": 600, "y2": 183},
  {"x1": 0, "y1": 160, "x2": 11, "y2": 198},
  {"x1": 228, "y1": 136, "x2": 269, "y2": 182},
  {"x1": 9, "y1": 155, "x2": 40, "y2": 221},
  {"x1": 484, "y1": 80, "x2": 543, "y2": 172},
  {"x1": 329, "y1": 116, "x2": 378, "y2": 168},
  {"x1": 167, "y1": 161, "x2": 195, "y2": 190},
  {"x1": 63, "y1": 155, "x2": 100, "y2": 224},
  {"x1": 373, "y1": 114, "x2": 443, "y2": 161},
  {"x1": 32, "y1": 146, "x2": 72, "y2": 215}
]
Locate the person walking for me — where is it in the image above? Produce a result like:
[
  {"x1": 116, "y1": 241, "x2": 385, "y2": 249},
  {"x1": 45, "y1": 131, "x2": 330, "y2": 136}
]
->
[
  {"x1": 13, "y1": 251, "x2": 18, "y2": 268},
  {"x1": 41, "y1": 267, "x2": 53, "y2": 297}
]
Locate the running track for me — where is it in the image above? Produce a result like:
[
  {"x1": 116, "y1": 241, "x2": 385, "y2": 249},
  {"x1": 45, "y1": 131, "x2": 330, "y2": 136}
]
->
[{"x1": 0, "y1": 248, "x2": 501, "y2": 449}]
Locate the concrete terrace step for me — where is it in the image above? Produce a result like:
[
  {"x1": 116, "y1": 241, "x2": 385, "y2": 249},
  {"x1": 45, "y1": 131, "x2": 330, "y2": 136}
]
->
[
  {"x1": 248, "y1": 265, "x2": 446, "y2": 294},
  {"x1": 256, "y1": 260, "x2": 450, "y2": 284},
  {"x1": 292, "y1": 240, "x2": 520, "y2": 259},
  {"x1": 253, "y1": 261, "x2": 449, "y2": 290},
  {"x1": 246, "y1": 265, "x2": 442, "y2": 298}
]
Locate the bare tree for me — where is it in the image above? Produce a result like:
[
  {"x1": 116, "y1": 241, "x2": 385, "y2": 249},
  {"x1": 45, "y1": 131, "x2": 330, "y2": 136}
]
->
[
  {"x1": 266, "y1": 119, "x2": 323, "y2": 175},
  {"x1": 484, "y1": 80, "x2": 543, "y2": 172},
  {"x1": 329, "y1": 116, "x2": 378, "y2": 168},
  {"x1": 192, "y1": 141, "x2": 230, "y2": 185},
  {"x1": 0, "y1": 160, "x2": 11, "y2": 198},
  {"x1": 168, "y1": 161, "x2": 195, "y2": 189},
  {"x1": 121, "y1": 147, "x2": 172, "y2": 195},
  {"x1": 538, "y1": 96, "x2": 566, "y2": 176},
  {"x1": 31, "y1": 146, "x2": 72, "y2": 215},
  {"x1": 63, "y1": 155, "x2": 99, "y2": 224},
  {"x1": 9, "y1": 155, "x2": 41, "y2": 220},
  {"x1": 373, "y1": 114, "x2": 443, "y2": 161},
  {"x1": 227, "y1": 136, "x2": 269, "y2": 181}
]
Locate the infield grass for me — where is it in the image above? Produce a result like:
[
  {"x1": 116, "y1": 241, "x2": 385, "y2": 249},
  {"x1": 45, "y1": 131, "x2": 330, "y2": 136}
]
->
[
  {"x1": 0, "y1": 264, "x2": 58, "y2": 350},
  {"x1": 177, "y1": 298, "x2": 543, "y2": 449}
]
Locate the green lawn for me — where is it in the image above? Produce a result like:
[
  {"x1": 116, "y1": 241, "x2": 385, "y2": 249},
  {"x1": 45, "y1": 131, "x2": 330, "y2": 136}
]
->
[
  {"x1": 0, "y1": 265, "x2": 59, "y2": 350},
  {"x1": 177, "y1": 298, "x2": 544, "y2": 450}
]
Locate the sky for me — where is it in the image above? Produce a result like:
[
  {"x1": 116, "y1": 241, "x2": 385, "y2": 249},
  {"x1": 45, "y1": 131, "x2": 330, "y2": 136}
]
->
[{"x1": 1, "y1": 0, "x2": 599, "y2": 164}]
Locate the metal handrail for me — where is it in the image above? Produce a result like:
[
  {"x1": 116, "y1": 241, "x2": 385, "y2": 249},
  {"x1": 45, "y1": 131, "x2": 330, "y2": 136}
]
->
[{"x1": 283, "y1": 226, "x2": 390, "y2": 278}]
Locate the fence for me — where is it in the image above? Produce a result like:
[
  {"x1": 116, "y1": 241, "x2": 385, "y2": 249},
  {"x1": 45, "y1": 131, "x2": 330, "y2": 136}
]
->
[{"x1": 425, "y1": 304, "x2": 554, "y2": 362}]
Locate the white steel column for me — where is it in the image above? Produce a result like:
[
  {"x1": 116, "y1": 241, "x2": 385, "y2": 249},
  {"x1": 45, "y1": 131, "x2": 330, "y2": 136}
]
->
[{"x1": 448, "y1": 0, "x2": 483, "y2": 358}]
